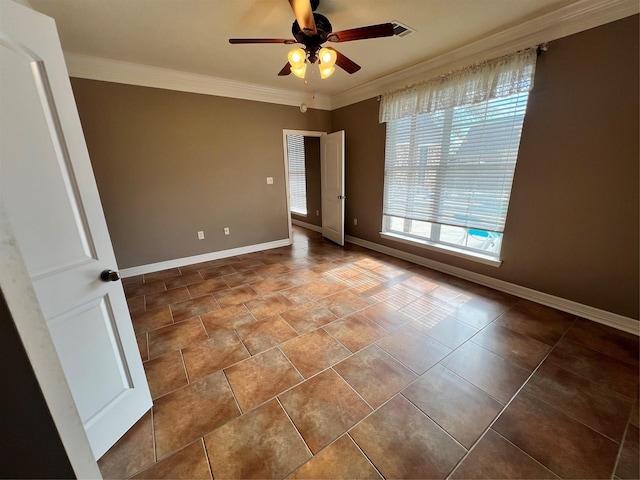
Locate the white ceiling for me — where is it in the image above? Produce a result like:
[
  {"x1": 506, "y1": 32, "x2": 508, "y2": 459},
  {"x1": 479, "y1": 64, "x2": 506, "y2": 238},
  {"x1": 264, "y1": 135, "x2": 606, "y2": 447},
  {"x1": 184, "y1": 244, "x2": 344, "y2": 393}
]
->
[{"x1": 29, "y1": 0, "x2": 638, "y2": 108}]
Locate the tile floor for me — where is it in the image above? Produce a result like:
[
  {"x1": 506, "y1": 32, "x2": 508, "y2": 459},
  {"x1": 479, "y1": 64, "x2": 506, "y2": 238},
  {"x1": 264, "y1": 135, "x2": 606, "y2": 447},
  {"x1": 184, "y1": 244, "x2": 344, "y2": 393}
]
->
[{"x1": 98, "y1": 226, "x2": 639, "y2": 479}]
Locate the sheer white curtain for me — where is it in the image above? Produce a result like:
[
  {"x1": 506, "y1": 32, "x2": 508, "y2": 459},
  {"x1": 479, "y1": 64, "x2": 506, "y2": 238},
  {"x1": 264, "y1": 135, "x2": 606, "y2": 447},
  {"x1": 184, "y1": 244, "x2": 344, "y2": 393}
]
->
[{"x1": 379, "y1": 49, "x2": 537, "y2": 123}]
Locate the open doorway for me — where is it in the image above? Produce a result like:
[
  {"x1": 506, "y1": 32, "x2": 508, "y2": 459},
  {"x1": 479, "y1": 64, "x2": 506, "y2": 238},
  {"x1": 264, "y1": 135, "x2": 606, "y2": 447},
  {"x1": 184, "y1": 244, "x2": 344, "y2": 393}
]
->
[
  {"x1": 283, "y1": 129, "x2": 346, "y2": 246},
  {"x1": 283, "y1": 130, "x2": 325, "y2": 237}
]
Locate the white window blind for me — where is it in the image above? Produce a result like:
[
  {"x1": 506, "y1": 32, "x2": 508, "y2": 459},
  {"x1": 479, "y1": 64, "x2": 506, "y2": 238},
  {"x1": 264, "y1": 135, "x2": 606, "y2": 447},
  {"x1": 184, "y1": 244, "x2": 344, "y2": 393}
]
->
[
  {"x1": 381, "y1": 49, "x2": 536, "y2": 246},
  {"x1": 287, "y1": 134, "x2": 308, "y2": 215}
]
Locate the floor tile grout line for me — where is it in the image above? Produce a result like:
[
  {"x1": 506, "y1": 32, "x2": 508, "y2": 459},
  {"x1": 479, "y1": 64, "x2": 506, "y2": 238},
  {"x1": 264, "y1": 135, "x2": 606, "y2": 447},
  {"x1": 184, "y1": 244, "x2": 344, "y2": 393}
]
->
[
  {"x1": 346, "y1": 432, "x2": 386, "y2": 479},
  {"x1": 200, "y1": 437, "x2": 215, "y2": 480},
  {"x1": 444, "y1": 316, "x2": 578, "y2": 480}
]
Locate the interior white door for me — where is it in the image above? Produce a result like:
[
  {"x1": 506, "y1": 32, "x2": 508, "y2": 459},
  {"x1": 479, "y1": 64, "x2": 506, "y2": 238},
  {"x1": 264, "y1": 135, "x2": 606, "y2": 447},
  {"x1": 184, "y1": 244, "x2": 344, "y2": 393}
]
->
[
  {"x1": 0, "y1": 0, "x2": 151, "y2": 459},
  {"x1": 320, "y1": 131, "x2": 346, "y2": 245}
]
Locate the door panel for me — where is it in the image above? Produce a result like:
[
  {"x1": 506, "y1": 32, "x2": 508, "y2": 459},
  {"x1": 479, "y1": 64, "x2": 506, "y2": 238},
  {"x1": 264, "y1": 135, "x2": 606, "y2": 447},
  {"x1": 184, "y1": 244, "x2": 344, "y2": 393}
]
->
[
  {"x1": 320, "y1": 131, "x2": 345, "y2": 245},
  {"x1": 0, "y1": 1, "x2": 151, "y2": 459}
]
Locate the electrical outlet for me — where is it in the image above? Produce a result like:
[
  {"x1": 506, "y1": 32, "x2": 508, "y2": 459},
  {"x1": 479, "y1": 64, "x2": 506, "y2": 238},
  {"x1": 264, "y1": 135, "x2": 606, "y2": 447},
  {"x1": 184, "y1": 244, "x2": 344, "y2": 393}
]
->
[
  {"x1": 316, "y1": 210, "x2": 320, "y2": 216},
  {"x1": 354, "y1": 218, "x2": 358, "y2": 225},
  {"x1": 266, "y1": 177, "x2": 273, "y2": 184},
  {"x1": 224, "y1": 227, "x2": 230, "y2": 235},
  {"x1": 197, "y1": 231, "x2": 205, "y2": 240}
]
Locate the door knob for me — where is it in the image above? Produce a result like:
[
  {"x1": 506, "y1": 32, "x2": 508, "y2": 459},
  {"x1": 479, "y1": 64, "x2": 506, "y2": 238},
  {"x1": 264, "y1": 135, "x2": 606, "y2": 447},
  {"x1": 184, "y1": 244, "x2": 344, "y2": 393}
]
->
[
  {"x1": 100, "y1": 269, "x2": 120, "y2": 282},
  {"x1": 337, "y1": 195, "x2": 346, "y2": 199}
]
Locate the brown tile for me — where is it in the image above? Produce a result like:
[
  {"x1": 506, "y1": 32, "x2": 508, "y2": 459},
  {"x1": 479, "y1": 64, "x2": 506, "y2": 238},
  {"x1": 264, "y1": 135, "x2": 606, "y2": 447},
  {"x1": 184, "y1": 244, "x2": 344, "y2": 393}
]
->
[
  {"x1": 187, "y1": 277, "x2": 229, "y2": 297},
  {"x1": 163, "y1": 271, "x2": 204, "y2": 289},
  {"x1": 403, "y1": 364, "x2": 503, "y2": 448},
  {"x1": 128, "y1": 295, "x2": 146, "y2": 315},
  {"x1": 287, "y1": 434, "x2": 382, "y2": 479},
  {"x1": 318, "y1": 290, "x2": 372, "y2": 318},
  {"x1": 144, "y1": 268, "x2": 181, "y2": 282},
  {"x1": 131, "y1": 306, "x2": 173, "y2": 335},
  {"x1": 398, "y1": 296, "x2": 440, "y2": 319},
  {"x1": 250, "y1": 275, "x2": 298, "y2": 295},
  {"x1": 324, "y1": 313, "x2": 388, "y2": 353},
  {"x1": 124, "y1": 280, "x2": 166, "y2": 298},
  {"x1": 236, "y1": 316, "x2": 298, "y2": 354},
  {"x1": 524, "y1": 361, "x2": 634, "y2": 442},
  {"x1": 282, "y1": 278, "x2": 346, "y2": 305},
  {"x1": 136, "y1": 333, "x2": 148, "y2": 362},
  {"x1": 132, "y1": 440, "x2": 212, "y2": 479},
  {"x1": 178, "y1": 260, "x2": 217, "y2": 273},
  {"x1": 98, "y1": 411, "x2": 154, "y2": 479},
  {"x1": 145, "y1": 287, "x2": 191, "y2": 310},
  {"x1": 182, "y1": 328, "x2": 249, "y2": 381},
  {"x1": 244, "y1": 292, "x2": 294, "y2": 320},
  {"x1": 334, "y1": 345, "x2": 416, "y2": 408},
  {"x1": 280, "y1": 302, "x2": 338, "y2": 335},
  {"x1": 360, "y1": 301, "x2": 413, "y2": 331},
  {"x1": 253, "y1": 262, "x2": 292, "y2": 277},
  {"x1": 225, "y1": 348, "x2": 303, "y2": 412},
  {"x1": 441, "y1": 341, "x2": 530, "y2": 403},
  {"x1": 280, "y1": 329, "x2": 350, "y2": 378},
  {"x1": 564, "y1": 317, "x2": 639, "y2": 367},
  {"x1": 223, "y1": 269, "x2": 264, "y2": 288},
  {"x1": 232, "y1": 258, "x2": 267, "y2": 271},
  {"x1": 424, "y1": 315, "x2": 479, "y2": 349},
  {"x1": 471, "y1": 323, "x2": 551, "y2": 371},
  {"x1": 170, "y1": 295, "x2": 220, "y2": 322},
  {"x1": 616, "y1": 425, "x2": 640, "y2": 480},
  {"x1": 350, "y1": 395, "x2": 466, "y2": 479},
  {"x1": 199, "y1": 264, "x2": 237, "y2": 280},
  {"x1": 495, "y1": 300, "x2": 574, "y2": 345},
  {"x1": 200, "y1": 304, "x2": 256, "y2": 332},
  {"x1": 153, "y1": 371, "x2": 240, "y2": 460},
  {"x1": 143, "y1": 350, "x2": 188, "y2": 399},
  {"x1": 631, "y1": 398, "x2": 640, "y2": 427},
  {"x1": 213, "y1": 284, "x2": 259, "y2": 308},
  {"x1": 377, "y1": 325, "x2": 451, "y2": 374},
  {"x1": 450, "y1": 429, "x2": 559, "y2": 479},
  {"x1": 494, "y1": 392, "x2": 620, "y2": 479},
  {"x1": 122, "y1": 274, "x2": 143, "y2": 286},
  {"x1": 279, "y1": 369, "x2": 372, "y2": 453},
  {"x1": 546, "y1": 338, "x2": 639, "y2": 398},
  {"x1": 446, "y1": 298, "x2": 505, "y2": 329},
  {"x1": 148, "y1": 318, "x2": 208, "y2": 359},
  {"x1": 204, "y1": 399, "x2": 311, "y2": 479}
]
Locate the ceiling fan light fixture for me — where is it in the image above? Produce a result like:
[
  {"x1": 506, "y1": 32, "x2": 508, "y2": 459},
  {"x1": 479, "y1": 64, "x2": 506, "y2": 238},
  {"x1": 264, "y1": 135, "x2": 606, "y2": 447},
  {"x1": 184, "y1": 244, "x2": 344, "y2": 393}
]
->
[
  {"x1": 291, "y1": 63, "x2": 307, "y2": 78},
  {"x1": 287, "y1": 48, "x2": 306, "y2": 68},
  {"x1": 319, "y1": 65, "x2": 335, "y2": 79},
  {"x1": 318, "y1": 47, "x2": 337, "y2": 67}
]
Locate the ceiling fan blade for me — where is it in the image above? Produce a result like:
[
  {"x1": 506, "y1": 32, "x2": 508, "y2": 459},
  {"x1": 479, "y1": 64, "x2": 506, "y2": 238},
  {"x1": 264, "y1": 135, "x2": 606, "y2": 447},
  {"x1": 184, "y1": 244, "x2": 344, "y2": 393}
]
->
[
  {"x1": 229, "y1": 38, "x2": 297, "y2": 44},
  {"x1": 278, "y1": 63, "x2": 292, "y2": 76},
  {"x1": 288, "y1": 0, "x2": 316, "y2": 35},
  {"x1": 330, "y1": 48, "x2": 361, "y2": 74},
  {"x1": 328, "y1": 23, "x2": 394, "y2": 42}
]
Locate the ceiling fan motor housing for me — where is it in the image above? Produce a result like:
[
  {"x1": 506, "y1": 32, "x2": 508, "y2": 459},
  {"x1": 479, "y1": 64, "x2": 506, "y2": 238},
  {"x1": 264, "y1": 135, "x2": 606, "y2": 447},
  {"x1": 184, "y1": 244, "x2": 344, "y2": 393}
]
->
[{"x1": 292, "y1": 13, "x2": 332, "y2": 63}]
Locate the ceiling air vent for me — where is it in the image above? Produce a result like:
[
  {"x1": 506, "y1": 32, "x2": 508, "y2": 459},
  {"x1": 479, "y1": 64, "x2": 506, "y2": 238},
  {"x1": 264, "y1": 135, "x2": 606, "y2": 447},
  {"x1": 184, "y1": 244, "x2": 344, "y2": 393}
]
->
[{"x1": 392, "y1": 21, "x2": 415, "y2": 37}]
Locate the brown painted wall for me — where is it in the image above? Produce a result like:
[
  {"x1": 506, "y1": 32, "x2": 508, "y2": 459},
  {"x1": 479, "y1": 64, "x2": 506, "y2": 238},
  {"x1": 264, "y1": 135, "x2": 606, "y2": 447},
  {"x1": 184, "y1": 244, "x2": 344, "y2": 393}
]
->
[
  {"x1": 332, "y1": 15, "x2": 639, "y2": 319},
  {"x1": 71, "y1": 80, "x2": 331, "y2": 268}
]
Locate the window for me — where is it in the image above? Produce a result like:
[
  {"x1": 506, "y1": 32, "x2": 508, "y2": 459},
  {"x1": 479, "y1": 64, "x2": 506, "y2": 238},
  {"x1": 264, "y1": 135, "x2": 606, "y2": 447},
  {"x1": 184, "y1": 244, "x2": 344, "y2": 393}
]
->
[
  {"x1": 287, "y1": 134, "x2": 307, "y2": 215},
  {"x1": 380, "y1": 49, "x2": 537, "y2": 261}
]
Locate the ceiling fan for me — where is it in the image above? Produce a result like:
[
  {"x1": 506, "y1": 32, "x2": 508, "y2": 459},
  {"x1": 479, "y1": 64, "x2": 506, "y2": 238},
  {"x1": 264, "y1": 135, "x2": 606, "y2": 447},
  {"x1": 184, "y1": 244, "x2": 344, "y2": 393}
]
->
[{"x1": 229, "y1": 0, "x2": 395, "y2": 79}]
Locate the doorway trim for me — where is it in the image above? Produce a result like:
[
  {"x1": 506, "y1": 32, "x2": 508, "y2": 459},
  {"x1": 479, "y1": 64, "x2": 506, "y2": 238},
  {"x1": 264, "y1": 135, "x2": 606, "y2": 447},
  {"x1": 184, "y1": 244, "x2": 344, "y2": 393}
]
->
[{"x1": 282, "y1": 129, "x2": 326, "y2": 243}]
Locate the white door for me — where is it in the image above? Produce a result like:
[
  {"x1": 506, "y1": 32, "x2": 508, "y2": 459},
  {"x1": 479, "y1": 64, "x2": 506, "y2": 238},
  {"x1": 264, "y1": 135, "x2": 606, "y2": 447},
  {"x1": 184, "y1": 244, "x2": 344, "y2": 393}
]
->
[
  {"x1": 320, "y1": 131, "x2": 346, "y2": 245},
  {"x1": 0, "y1": 0, "x2": 151, "y2": 460}
]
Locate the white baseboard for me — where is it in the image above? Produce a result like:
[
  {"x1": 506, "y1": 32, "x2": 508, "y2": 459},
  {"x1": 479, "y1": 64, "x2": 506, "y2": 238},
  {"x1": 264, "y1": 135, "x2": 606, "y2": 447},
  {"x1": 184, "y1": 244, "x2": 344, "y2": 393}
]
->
[
  {"x1": 346, "y1": 235, "x2": 639, "y2": 336},
  {"x1": 120, "y1": 238, "x2": 291, "y2": 278},
  {"x1": 292, "y1": 219, "x2": 323, "y2": 233}
]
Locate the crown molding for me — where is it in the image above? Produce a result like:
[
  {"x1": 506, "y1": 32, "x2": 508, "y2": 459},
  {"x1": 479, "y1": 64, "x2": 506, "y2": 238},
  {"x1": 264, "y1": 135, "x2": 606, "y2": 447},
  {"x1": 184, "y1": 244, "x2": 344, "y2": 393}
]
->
[
  {"x1": 64, "y1": 52, "x2": 333, "y2": 111},
  {"x1": 330, "y1": 0, "x2": 639, "y2": 109},
  {"x1": 63, "y1": 0, "x2": 637, "y2": 112}
]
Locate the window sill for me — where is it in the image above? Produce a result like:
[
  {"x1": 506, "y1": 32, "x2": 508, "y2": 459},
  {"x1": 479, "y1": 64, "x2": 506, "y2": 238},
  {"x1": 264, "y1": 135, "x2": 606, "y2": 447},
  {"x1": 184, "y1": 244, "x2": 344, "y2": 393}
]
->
[{"x1": 380, "y1": 232, "x2": 502, "y2": 267}]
